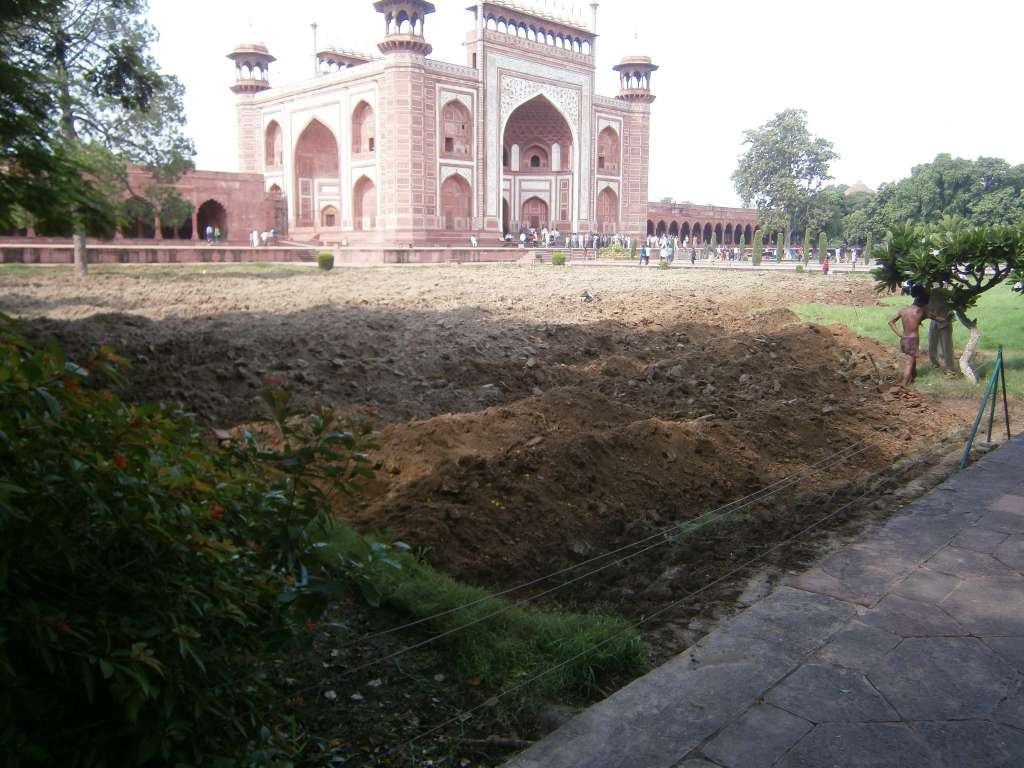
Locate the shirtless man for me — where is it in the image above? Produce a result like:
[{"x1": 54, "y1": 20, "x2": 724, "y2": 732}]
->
[{"x1": 888, "y1": 285, "x2": 931, "y2": 386}]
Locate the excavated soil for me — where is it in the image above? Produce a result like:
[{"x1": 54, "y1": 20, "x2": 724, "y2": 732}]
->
[{"x1": 0, "y1": 263, "x2": 982, "y2": 764}]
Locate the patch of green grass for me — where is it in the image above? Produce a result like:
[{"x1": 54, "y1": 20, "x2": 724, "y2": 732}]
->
[
  {"x1": 0, "y1": 262, "x2": 311, "y2": 279},
  {"x1": 377, "y1": 556, "x2": 647, "y2": 702},
  {"x1": 0, "y1": 264, "x2": 69, "y2": 277},
  {"x1": 791, "y1": 287, "x2": 1024, "y2": 398}
]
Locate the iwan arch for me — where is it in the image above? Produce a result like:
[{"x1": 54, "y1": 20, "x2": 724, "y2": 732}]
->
[{"x1": 229, "y1": 0, "x2": 667, "y2": 246}]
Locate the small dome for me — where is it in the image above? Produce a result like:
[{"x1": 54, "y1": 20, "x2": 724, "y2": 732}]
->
[
  {"x1": 613, "y1": 56, "x2": 658, "y2": 72},
  {"x1": 227, "y1": 41, "x2": 276, "y2": 63},
  {"x1": 845, "y1": 180, "x2": 873, "y2": 196}
]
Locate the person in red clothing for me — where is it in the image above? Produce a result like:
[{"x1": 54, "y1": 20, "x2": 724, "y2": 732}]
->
[{"x1": 822, "y1": 257, "x2": 831, "y2": 276}]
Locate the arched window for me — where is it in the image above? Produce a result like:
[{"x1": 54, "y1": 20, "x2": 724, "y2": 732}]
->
[
  {"x1": 440, "y1": 100, "x2": 472, "y2": 158},
  {"x1": 352, "y1": 101, "x2": 376, "y2": 156},
  {"x1": 264, "y1": 121, "x2": 283, "y2": 169},
  {"x1": 521, "y1": 144, "x2": 549, "y2": 170},
  {"x1": 597, "y1": 126, "x2": 620, "y2": 174}
]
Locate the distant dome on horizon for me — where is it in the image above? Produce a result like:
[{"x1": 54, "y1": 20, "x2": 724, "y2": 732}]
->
[{"x1": 845, "y1": 180, "x2": 874, "y2": 196}]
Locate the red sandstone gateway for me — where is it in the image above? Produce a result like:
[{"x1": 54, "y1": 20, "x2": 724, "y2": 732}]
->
[{"x1": 1, "y1": 1, "x2": 758, "y2": 263}]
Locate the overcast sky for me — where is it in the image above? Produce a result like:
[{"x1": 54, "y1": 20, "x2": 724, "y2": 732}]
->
[{"x1": 149, "y1": 0, "x2": 1022, "y2": 207}]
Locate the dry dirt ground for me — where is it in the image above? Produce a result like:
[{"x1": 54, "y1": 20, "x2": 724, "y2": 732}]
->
[{"x1": 0, "y1": 264, "x2": 993, "y2": 765}]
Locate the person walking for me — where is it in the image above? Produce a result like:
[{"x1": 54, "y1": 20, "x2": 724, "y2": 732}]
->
[{"x1": 205, "y1": 225, "x2": 213, "y2": 244}]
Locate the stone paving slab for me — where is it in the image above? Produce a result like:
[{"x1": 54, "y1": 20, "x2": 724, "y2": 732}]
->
[{"x1": 504, "y1": 436, "x2": 1024, "y2": 768}]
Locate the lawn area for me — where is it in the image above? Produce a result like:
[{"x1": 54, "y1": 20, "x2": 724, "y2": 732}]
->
[{"x1": 791, "y1": 287, "x2": 1024, "y2": 399}]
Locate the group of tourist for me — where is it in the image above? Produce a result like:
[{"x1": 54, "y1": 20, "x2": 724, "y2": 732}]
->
[
  {"x1": 247, "y1": 228, "x2": 279, "y2": 247},
  {"x1": 504, "y1": 227, "x2": 635, "y2": 253}
]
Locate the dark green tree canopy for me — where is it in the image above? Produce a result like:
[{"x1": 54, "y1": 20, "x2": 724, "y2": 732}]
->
[
  {"x1": 0, "y1": 0, "x2": 194, "y2": 238},
  {"x1": 732, "y1": 109, "x2": 839, "y2": 240}
]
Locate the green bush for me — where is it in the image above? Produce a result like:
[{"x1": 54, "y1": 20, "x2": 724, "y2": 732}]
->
[
  {"x1": 752, "y1": 248, "x2": 763, "y2": 266},
  {"x1": 0, "y1": 317, "x2": 385, "y2": 766},
  {"x1": 600, "y1": 244, "x2": 630, "y2": 260},
  {"x1": 551, "y1": 252, "x2": 567, "y2": 266},
  {"x1": 658, "y1": 259, "x2": 670, "y2": 270},
  {"x1": 795, "y1": 264, "x2": 805, "y2": 273},
  {"x1": 317, "y1": 251, "x2": 334, "y2": 271}
]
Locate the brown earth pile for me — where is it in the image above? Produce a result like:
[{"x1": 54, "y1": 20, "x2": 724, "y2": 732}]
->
[{"x1": 0, "y1": 265, "x2": 969, "y2": 609}]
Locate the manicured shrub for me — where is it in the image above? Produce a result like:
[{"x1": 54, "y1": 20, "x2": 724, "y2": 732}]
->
[
  {"x1": 658, "y1": 259, "x2": 670, "y2": 270},
  {"x1": 0, "y1": 317, "x2": 385, "y2": 766},
  {"x1": 551, "y1": 252, "x2": 567, "y2": 266},
  {"x1": 795, "y1": 263, "x2": 805, "y2": 273},
  {"x1": 317, "y1": 251, "x2": 335, "y2": 271},
  {"x1": 752, "y1": 233, "x2": 764, "y2": 266}
]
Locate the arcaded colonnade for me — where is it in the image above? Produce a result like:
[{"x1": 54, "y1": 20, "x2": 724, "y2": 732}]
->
[{"x1": 646, "y1": 202, "x2": 760, "y2": 245}]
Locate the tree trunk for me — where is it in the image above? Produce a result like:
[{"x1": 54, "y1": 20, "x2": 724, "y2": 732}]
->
[
  {"x1": 57, "y1": 49, "x2": 89, "y2": 277},
  {"x1": 73, "y1": 232, "x2": 87, "y2": 278},
  {"x1": 956, "y1": 309, "x2": 980, "y2": 384}
]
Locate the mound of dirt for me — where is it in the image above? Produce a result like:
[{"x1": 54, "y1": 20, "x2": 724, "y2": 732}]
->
[{"x1": 346, "y1": 319, "x2": 956, "y2": 594}]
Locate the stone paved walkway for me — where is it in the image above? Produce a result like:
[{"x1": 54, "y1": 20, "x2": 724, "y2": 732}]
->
[{"x1": 505, "y1": 437, "x2": 1024, "y2": 768}]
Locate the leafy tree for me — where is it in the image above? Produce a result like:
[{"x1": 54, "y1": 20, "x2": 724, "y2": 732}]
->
[
  {"x1": 3, "y1": 0, "x2": 195, "y2": 275},
  {"x1": 873, "y1": 218, "x2": 1023, "y2": 382},
  {"x1": 732, "y1": 109, "x2": 839, "y2": 250},
  {"x1": 0, "y1": 1, "x2": 117, "y2": 236},
  {"x1": 658, "y1": 196, "x2": 676, "y2": 204}
]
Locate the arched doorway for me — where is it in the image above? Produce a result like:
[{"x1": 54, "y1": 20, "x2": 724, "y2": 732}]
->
[
  {"x1": 504, "y1": 95, "x2": 573, "y2": 231},
  {"x1": 441, "y1": 174, "x2": 472, "y2": 230},
  {"x1": 353, "y1": 176, "x2": 376, "y2": 231},
  {"x1": 668, "y1": 221, "x2": 679, "y2": 238},
  {"x1": 521, "y1": 196, "x2": 549, "y2": 230},
  {"x1": 714, "y1": 223, "x2": 723, "y2": 243},
  {"x1": 656, "y1": 220, "x2": 667, "y2": 237},
  {"x1": 293, "y1": 119, "x2": 340, "y2": 228},
  {"x1": 647, "y1": 220, "x2": 654, "y2": 236},
  {"x1": 320, "y1": 205, "x2": 339, "y2": 228},
  {"x1": 681, "y1": 222, "x2": 691, "y2": 242},
  {"x1": 596, "y1": 187, "x2": 618, "y2": 232},
  {"x1": 692, "y1": 222, "x2": 702, "y2": 244},
  {"x1": 744, "y1": 224, "x2": 753, "y2": 243},
  {"x1": 703, "y1": 223, "x2": 713, "y2": 243},
  {"x1": 725, "y1": 223, "x2": 733, "y2": 244},
  {"x1": 196, "y1": 199, "x2": 227, "y2": 240}
]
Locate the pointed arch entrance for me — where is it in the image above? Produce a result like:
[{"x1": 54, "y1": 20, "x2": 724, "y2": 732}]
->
[
  {"x1": 441, "y1": 174, "x2": 472, "y2": 230},
  {"x1": 196, "y1": 199, "x2": 227, "y2": 240},
  {"x1": 503, "y1": 94, "x2": 573, "y2": 231},
  {"x1": 353, "y1": 176, "x2": 376, "y2": 231},
  {"x1": 293, "y1": 119, "x2": 340, "y2": 228},
  {"x1": 596, "y1": 187, "x2": 618, "y2": 233},
  {"x1": 521, "y1": 196, "x2": 549, "y2": 230}
]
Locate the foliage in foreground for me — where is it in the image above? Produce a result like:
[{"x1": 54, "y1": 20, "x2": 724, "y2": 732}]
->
[
  {"x1": 317, "y1": 251, "x2": 335, "y2": 271},
  {"x1": 0, "y1": 316, "x2": 382, "y2": 766},
  {"x1": 0, "y1": 317, "x2": 649, "y2": 765}
]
